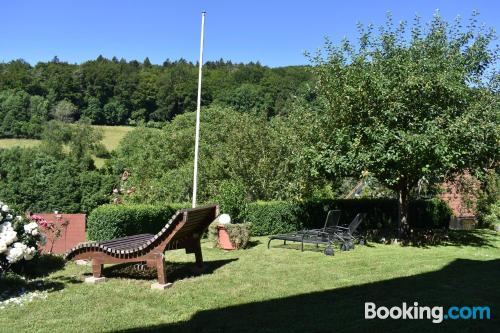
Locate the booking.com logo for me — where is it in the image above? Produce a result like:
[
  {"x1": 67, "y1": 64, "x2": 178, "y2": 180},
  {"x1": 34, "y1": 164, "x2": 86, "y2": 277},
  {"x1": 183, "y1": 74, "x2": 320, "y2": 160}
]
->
[{"x1": 365, "y1": 302, "x2": 491, "y2": 324}]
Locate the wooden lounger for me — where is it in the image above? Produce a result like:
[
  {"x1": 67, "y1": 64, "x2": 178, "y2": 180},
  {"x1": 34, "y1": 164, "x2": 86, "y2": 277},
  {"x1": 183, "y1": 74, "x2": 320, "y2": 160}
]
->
[{"x1": 66, "y1": 205, "x2": 219, "y2": 288}]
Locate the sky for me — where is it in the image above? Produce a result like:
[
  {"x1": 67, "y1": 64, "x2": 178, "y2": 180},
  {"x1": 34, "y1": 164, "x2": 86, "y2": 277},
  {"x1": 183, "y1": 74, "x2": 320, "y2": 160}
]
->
[{"x1": 1, "y1": 0, "x2": 498, "y2": 67}]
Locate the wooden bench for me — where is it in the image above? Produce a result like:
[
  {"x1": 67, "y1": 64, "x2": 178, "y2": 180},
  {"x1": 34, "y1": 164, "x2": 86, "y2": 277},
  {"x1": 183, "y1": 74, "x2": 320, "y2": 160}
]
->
[{"x1": 66, "y1": 205, "x2": 219, "y2": 289}]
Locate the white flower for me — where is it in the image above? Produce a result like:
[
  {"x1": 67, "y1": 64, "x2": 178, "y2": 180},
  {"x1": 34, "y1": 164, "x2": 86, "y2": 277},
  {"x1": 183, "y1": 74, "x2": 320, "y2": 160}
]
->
[
  {"x1": 6, "y1": 243, "x2": 27, "y2": 263},
  {"x1": 0, "y1": 221, "x2": 12, "y2": 230},
  {"x1": 23, "y1": 246, "x2": 36, "y2": 261},
  {"x1": 0, "y1": 240, "x2": 7, "y2": 254},
  {"x1": 1, "y1": 205, "x2": 9, "y2": 212},
  {"x1": 31, "y1": 229, "x2": 39, "y2": 236},
  {"x1": 23, "y1": 222, "x2": 38, "y2": 233},
  {"x1": 0, "y1": 223, "x2": 17, "y2": 246}
]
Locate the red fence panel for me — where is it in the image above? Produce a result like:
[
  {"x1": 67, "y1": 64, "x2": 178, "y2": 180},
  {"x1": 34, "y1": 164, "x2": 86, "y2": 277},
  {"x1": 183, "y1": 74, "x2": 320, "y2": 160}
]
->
[{"x1": 33, "y1": 213, "x2": 86, "y2": 254}]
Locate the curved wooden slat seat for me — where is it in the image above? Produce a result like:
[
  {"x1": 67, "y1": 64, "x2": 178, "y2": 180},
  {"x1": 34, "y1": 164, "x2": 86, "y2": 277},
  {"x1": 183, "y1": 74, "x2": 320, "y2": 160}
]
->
[{"x1": 66, "y1": 205, "x2": 219, "y2": 286}]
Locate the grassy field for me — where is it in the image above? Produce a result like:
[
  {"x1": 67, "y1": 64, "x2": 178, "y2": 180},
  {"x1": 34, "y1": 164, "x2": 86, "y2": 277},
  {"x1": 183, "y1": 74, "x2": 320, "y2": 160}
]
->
[
  {"x1": 0, "y1": 126, "x2": 134, "y2": 167},
  {"x1": 96, "y1": 125, "x2": 134, "y2": 151},
  {"x1": 0, "y1": 138, "x2": 40, "y2": 149},
  {"x1": 0, "y1": 231, "x2": 498, "y2": 333}
]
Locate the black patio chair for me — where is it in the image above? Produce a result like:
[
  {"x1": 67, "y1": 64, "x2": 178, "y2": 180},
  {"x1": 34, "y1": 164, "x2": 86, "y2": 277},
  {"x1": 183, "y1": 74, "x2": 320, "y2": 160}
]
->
[
  {"x1": 298, "y1": 210, "x2": 341, "y2": 236},
  {"x1": 333, "y1": 213, "x2": 367, "y2": 251},
  {"x1": 268, "y1": 210, "x2": 341, "y2": 255}
]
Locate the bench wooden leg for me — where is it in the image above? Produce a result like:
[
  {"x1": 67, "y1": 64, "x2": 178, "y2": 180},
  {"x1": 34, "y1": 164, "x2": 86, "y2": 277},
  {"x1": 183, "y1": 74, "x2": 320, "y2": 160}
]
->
[
  {"x1": 92, "y1": 260, "x2": 103, "y2": 278},
  {"x1": 156, "y1": 254, "x2": 166, "y2": 285},
  {"x1": 146, "y1": 260, "x2": 156, "y2": 269},
  {"x1": 194, "y1": 242, "x2": 203, "y2": 269}
]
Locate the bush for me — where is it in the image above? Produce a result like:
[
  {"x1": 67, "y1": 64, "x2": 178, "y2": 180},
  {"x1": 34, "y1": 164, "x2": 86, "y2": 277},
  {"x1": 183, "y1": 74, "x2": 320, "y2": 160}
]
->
[
  {"x1": 407, "y1": 199, "x2": 453, "y2": 229},
  {"x1": 476, "y1": 171, "x2": 499, "y2": 227},
  {"x1": 208, "y1": 222, "x2": 251, "y2": 249},
  {"x1": 224, "y1": 224, "x2": 251, "y2": 249},
  {"x1": 245, "y1": 201, "x2": 303, "y2": 236},
  {"x1": 11, "y1": 254, "x2": 65, "y2": 278},
  {"x1": 0, "y1": 203, "x2": 42, "y2": 276},
  {"x1": 87, "y1": 203, "x2": 186, "y2": 241},
  {"x1": 245, "y1": 198, "x2": 452, "y2": 236},
  {"x1": 93, "y1": 144, "x2": 111, "y2": 158},
  {"x1": 483, "y1": 201, "x2": 500, "y2": 228},
  {"x1": 213, "y1": 180, "x2": 249, "y2": 223}
]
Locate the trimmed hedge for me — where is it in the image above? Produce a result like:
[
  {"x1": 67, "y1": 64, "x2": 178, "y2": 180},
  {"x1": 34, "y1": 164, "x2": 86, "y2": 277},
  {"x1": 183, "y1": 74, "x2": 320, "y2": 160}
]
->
[
  {"x1": 87, "y1": 199, "x2": 452, "y2": 240},
  {"x1": 246, "y1": 198, "x2": 452, "y2": 236},
  {"x1": 245, "y1": 201, "x2": 303, "y2": 236},
  {"x1": 87, "y1": 203, "x2": 186, "y2": 241}
]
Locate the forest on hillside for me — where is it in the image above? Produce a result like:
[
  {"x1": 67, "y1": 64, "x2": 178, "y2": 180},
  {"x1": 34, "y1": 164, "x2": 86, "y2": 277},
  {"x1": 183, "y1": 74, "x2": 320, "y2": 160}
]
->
[{"x1": 0, "y1": 57, "x2": 311, "y2": 138}]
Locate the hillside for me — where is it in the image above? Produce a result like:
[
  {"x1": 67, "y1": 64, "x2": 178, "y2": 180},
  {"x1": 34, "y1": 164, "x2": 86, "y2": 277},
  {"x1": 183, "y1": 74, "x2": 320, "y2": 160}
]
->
[{"x1": 0, "y1": 125, "x2": 134, "y2": 167}]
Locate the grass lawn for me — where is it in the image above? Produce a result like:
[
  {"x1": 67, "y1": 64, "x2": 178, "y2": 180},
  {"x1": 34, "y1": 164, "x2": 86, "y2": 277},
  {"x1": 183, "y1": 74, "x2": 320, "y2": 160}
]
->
[
  {"x1": 0, "y1": 231, "x2": 498, "y2": 333},
  {"x1": 0, "y1": 126, "x2": 134, "y2": 168},
  {"x1": 96, "y1": 125, "x2": 134, "y2": 151},
  {"x1": 0, "y1": 138, "x2": 40, "y2": 149}
]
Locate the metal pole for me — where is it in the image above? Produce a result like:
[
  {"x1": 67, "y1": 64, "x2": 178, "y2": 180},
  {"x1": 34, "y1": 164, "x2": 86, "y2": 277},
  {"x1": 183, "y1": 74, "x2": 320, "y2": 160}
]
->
[{"x1": 192, "y1": 11, "x2": 206, "y2": 208}]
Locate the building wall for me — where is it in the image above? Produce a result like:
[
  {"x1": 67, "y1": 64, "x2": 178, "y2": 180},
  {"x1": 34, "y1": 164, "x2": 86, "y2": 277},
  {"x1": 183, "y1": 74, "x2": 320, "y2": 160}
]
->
[{"x1": 439, "y1": 174, "x2": 479, "y2": 218}]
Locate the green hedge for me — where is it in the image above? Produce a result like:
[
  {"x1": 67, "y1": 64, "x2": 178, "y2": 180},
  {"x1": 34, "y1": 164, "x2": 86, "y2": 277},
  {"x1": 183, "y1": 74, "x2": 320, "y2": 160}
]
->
[
  {"x1": 87, "y1": 199, "x2": 452, "y2": 240},
  {"x1": 245, "y1": 201, "x2": 303, "y2": 236},
  {"x1": 246, "y1": 198, "x2": 452, "y2": 236},
  {"x1": 87, "y1": 203, "x2": 186, "y2": 241}
]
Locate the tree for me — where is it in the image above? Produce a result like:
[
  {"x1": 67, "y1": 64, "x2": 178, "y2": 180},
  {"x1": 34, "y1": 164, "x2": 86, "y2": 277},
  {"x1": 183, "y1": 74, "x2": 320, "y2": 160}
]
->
[
  {"x1": 81, "y1": 96, "x2": 104, "y2": 124},
  {"x1": 52, "y1": 100, "x2": 78, "y2": 123},
  {"x1": 103, "y1": 100, "x2": 128, "y2": 125},
  {"x1": 306, "y1": 13, "x2": 499, "y2": 236}
]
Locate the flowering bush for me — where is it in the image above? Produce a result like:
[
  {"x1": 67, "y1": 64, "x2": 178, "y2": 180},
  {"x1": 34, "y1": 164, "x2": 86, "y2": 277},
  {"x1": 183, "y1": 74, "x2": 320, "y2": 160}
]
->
[
  {"x1": 30, "y1": 214, "x2": 69, "y2": 254},
  {"x1": 0, "y1": 202, "x2": 42, "y2": 276}
]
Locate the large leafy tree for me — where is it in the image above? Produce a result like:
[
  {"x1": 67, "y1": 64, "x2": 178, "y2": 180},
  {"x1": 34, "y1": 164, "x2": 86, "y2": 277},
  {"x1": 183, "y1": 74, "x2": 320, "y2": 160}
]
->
[{"x1": 306, "y1": 13, "x2": 499, "y2": 235}]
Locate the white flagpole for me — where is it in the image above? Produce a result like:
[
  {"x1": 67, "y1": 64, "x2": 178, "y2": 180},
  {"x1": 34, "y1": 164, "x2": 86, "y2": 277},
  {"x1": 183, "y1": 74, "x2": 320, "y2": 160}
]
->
[{"x1": 192, "y1": 11, "x2": 206, "y2": 208}]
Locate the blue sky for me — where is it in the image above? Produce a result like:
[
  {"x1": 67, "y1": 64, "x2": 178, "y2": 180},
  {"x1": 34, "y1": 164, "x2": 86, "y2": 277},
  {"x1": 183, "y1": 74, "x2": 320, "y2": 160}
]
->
[{"x1": 1, "y1": 0, "x2": 498, "y2": 67}]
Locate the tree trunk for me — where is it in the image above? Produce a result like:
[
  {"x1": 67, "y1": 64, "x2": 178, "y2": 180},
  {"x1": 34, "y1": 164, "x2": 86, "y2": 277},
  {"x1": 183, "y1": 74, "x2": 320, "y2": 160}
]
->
[{"x1": 398, "y1": 188, "x2": 409, "y2": 238}]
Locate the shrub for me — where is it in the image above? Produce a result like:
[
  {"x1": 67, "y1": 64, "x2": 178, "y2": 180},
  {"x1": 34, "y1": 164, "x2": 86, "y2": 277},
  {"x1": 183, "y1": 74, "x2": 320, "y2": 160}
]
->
[
  {"x1": 483, "y1": 201, "x2": 500, "y2": 228},
  {"x1": 245, "y1": 198, "x2": 452, "y2": 236},
  {"x1": 224, "y1": 223, "x2": 251, "y2": 249},
  {"x1": 213, "y1": 180, "x2": 249, "y2": 223},
  {"x1": 0, "y1": 202, "x2": 42, "y2": 276},
  {"x1": 407, "y1": 199, "x2": 453, "y2": 229},
  {"x1": 208, "y1": 222, "x2": 251, "y2": 249},
  {"x1": 245, "y1": 201, "x2": 302, "y2": 236},
  {"x1": 93, "y1": 144, "x2": 111, "y2": 158},
  {"x1": 476, "y1": 171, "x2": 499, "y2": 227},
  {"x1": 11, "y1": 254, "x2": 65, "y2": 278},
  {"x1": 87, "y1": 203, "x2": 186, "y2": 241}
]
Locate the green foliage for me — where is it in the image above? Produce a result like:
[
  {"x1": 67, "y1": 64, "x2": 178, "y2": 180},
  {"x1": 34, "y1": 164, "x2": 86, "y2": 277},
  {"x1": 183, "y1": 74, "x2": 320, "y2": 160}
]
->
[
  {"x1": 476, "y1": 171, "x2": 500, "y2": 227},
  {"x1": 0, "y1": 89, "x2": 47, "y2": 138},
  {"x1": 0, "y1": 57, "x2": 311, "y2": 136},
  {"x1": 11, "y1": 254, "x2": 65, "y2": 279},
  {"x1": 245, "y1": 201, "x2": 303, "y2": 236},
  {"x1": 482, "y1": 201, "x2": 500, "y2": 227},
  {"x1": 52, "y1": 100, "x2": 77, "y2": 123},
  {"x1": 408, "y1": 198, "x2": 453, "y2": 229},
  {"x1": 213, "y1": 180, "x2": 249, "y2": 223},
  {"x1": 208, "y1": 222, "x2": 251, "y2": 249},
  {"x1": 246, "y1": 199, "x2": 452, "y2": 236},
  {"x1": 111, "y1": 106, "x2": 317, "y2": 204},
  {"x1": 303, "y1": 13, "x2": 499, "y2": 232},
  {"x1": 0, "y1": 122, "x2": 113, "y2": 214},
  {"x1": 87, "y1": 203, "x2": 186, "y2": 241},
  {"x1": 224, "y1": 223, "x2": 251, "y2": 249}
]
